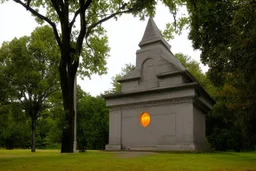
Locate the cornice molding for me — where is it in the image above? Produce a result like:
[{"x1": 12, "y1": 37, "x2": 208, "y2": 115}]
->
[
  {"x1": 103, "y1": 82, "x2": 198, "y2": 99},
  {"x1": 109, "y1": 96, "x2": 194, "y2": 111}
]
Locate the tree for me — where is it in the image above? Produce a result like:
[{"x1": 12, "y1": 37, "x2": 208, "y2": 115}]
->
[
  {"x1": 206, "y1": 83, "x2": 245, "y2": 151},
  {"x1": 76, "y1": 86, "x2": 108, "y2": 151},
  {"x1": 0, "y1": 103, "x2": 31, "y2": 149},
  {"x1": 2, "y1": 0, "x2": 187, "y2": 152},
  {"x1": 35, "y1": 89, "x2": 64, "y2": 149},
  {"x1": 42, "y1": 90, "x2": 65, "y2": 149},
  {"x1": 186, "y1": 0, "x2": 256, "y2": 149},
  {"x1": 186, "y1": 0, "x2": 256, "y2": 80},
  {"x1": 0, "y1": 70, "x2": 9, "y2": 106},
  {"x1": 0, "y1": 26, "x2": 60, "y2": 152}
]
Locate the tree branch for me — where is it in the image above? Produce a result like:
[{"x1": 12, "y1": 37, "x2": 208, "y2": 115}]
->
[
  {"x1": 13, "y1": 0, "x2": 62, "y2": 47},
  {"x1": 71, "y1": 59, "x2": 79, "y2": 79},
  {"x1": 86, "y1": 8, "x2": 134, "y2": 38},
  {"x1": 50, "y1": 0, "x2": 63, "y2": 18},
  {"x1": 72, "y1": 0, "x2": 93, "y2": 76},
  {"x1": 41, "y1": 88, "x2": 58, "y2": 102},
  {"x1": 70, "y1": 8, "x2": 81, "y2": 28},
  {"x1": 76, "y1": 0, "x2": 86, "y2": 55},
  {"x1": 70, "y1": 0, "x2": 93, "y2": 28},
  {"x1": 75, "y1": 0, "x2": 93, "y2": 55},
  {"x1": 41, "y1": 80, "x2": 58, "y2": 100}
]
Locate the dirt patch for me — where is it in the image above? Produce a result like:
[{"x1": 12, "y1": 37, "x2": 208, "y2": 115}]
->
[{"x1": 114, "y1": 151, "x2": 157, "y2": 158}]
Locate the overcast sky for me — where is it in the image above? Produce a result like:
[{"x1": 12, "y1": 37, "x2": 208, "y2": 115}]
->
[{"x1": 0, "y1": 1, "x2": 207, "y2": 96}]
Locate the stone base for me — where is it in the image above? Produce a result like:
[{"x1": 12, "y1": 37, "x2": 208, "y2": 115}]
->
[
  {"x1": 105, "y1": 143, "x2": 209, "y2": 152},
  {"x1": 105, "y1": 144, "x2": 122, "y2": 151},
  {"x1": 125, "y1": 144, "x2": 196, "y2": 151}
]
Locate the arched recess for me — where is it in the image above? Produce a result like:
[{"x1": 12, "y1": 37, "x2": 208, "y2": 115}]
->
[{"x1": 141, "y1": 58, "x2": 157, "y2": 82}]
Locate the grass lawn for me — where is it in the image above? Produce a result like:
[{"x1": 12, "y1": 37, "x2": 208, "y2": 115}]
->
[{"x1": 0, "y1": 149, "x2": 256, "y2": 171}]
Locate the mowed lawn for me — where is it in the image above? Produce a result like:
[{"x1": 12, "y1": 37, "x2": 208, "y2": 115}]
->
[{"x1": 0, "y1": 149, "x2": 256, "y2": 171}]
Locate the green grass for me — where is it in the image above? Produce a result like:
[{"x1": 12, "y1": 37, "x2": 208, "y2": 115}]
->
[{"x1": 0, "y1": 149, "x2": 256, "y2": 171}]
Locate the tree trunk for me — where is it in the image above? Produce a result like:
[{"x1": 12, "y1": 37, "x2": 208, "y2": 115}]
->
[
  {"x1": 60, "y1": 78, "x2": 75, "y2": 153},
  {"x1": 59, "y1": 15, "x2": 78, "y2": 152},
  {"x1": 31, "y1": 117, "x2": 36, "y2": 152},
  {"x1": 59, "y1": 53, "x2": 76, "y2": 153}
]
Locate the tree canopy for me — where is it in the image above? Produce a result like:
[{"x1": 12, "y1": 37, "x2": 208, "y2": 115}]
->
[
  {"x1": 187, "y1": 0, "x2": 256, "y2": 84},
  {"x1": 0, "y1": 25, "x2": 60, "y2": 152},
  {"x1": 76, "y1": 86, "x2": 109, "y2": 151},
  {"x1": 186, "y1": 0, "x2": 256, "y2": 149}
]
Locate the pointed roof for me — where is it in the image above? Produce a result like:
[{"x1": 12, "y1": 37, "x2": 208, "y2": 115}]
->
[{"x1": 139, "y1": 18, "x2": 171, "y2": 50}]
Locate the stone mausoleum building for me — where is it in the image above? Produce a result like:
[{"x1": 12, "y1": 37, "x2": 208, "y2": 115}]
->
[{"x1": 103, "y1": 18, "x2": 214, "y2": 151}]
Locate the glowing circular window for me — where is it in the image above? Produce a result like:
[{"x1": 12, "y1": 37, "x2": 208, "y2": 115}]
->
[{"x1": 140, "y1": 112, "x2": 151, "y2": 127}]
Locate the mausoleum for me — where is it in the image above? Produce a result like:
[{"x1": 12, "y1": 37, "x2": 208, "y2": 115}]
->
[{"x1": 103, "y1": 18, "x2": 214, "y2": 151}]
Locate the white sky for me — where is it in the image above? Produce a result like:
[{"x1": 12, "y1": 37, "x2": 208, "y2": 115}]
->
[{"x1": 0, "y1": 1, "x2": 207, "y2": 97}]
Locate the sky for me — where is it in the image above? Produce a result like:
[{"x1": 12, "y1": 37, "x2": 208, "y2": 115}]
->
[{"x1": 0, "y1": 1, "x2": 207, "y2": 96}]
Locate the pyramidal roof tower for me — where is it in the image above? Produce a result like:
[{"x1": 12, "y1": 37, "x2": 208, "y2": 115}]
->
[
  {"x1": 136, "y1": 17, "x2": 185, "y2": 70},
  {"x1": 103, "y1": 18, "x2": 214, "y2": 152},
  {"x1": 139, "y1": 18, "x2": 171, "y2": 50},
  {"x1": 117, "y1": 17, "x2": 186, "y2": 87}
]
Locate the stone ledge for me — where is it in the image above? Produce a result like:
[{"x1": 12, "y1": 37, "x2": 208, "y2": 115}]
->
[
  {"x1": 156, "y1": 144, "x2": 196, "y2": 151},
  {"x1": 115, "y1": 144, "x2": 207, "y2": 152},
  {"x1": 105, "y1": 144, "x2": 122, "y2": 151},
  {"x1": 103, "y1": 82, "x2": 198, "y2": 99}
]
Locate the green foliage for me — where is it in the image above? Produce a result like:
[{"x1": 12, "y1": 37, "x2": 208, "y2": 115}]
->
[
  {"x1": 76, "y1": 86, "x2": 109, "y2": 150},
  {"x1": 0, "y1": 25, "x2": 60, "y2": 151},
  {"x1": 187, "y1": 0, "x2": 256, "y2": 150},
  {"x1": 207, "y1": 104, "x2": 243, "y2": 151},
  {"x1": 206, "y1": 73, "x2": 256, "y2": 151},
  {"x1": 78, "y1": 29, "x2": 109, "y2": 79},
  {"x1": 0, "y1": 103, "x2": 30, "y2": 149},
  {"x1": 175, "y1": 53, "x2": 216, "y2": 96},
  {"x1": 35, "y1": 90, "x2": 64, "y2": 149},
  {"x1": 163, "y1": 16, "x2": 190, "y2": 41},
  {"x1": 187, "y1": 0, "x2": 256, "y2": 84},
  {"x1": 0, "y1": 25, "x2": 60, "y2": 106},
  {"x1": 0, "y1": 90, "x2": 64, "y2": 150}
]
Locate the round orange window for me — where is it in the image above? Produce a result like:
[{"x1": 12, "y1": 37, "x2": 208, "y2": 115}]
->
[{"x1": 140, "y1": 112, "x2": 151, "y2": 127}]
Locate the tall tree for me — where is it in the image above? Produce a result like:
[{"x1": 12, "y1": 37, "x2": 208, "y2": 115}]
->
[
  {"x1": 0, "y1": 26, "x2": 60, "y2": 152},
  {"x1": 186, "y1": 0, "x2": 256, "y2": 148},
  {"x1": 2, "y1": 0, "x2": 186, "y2": 152}
]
